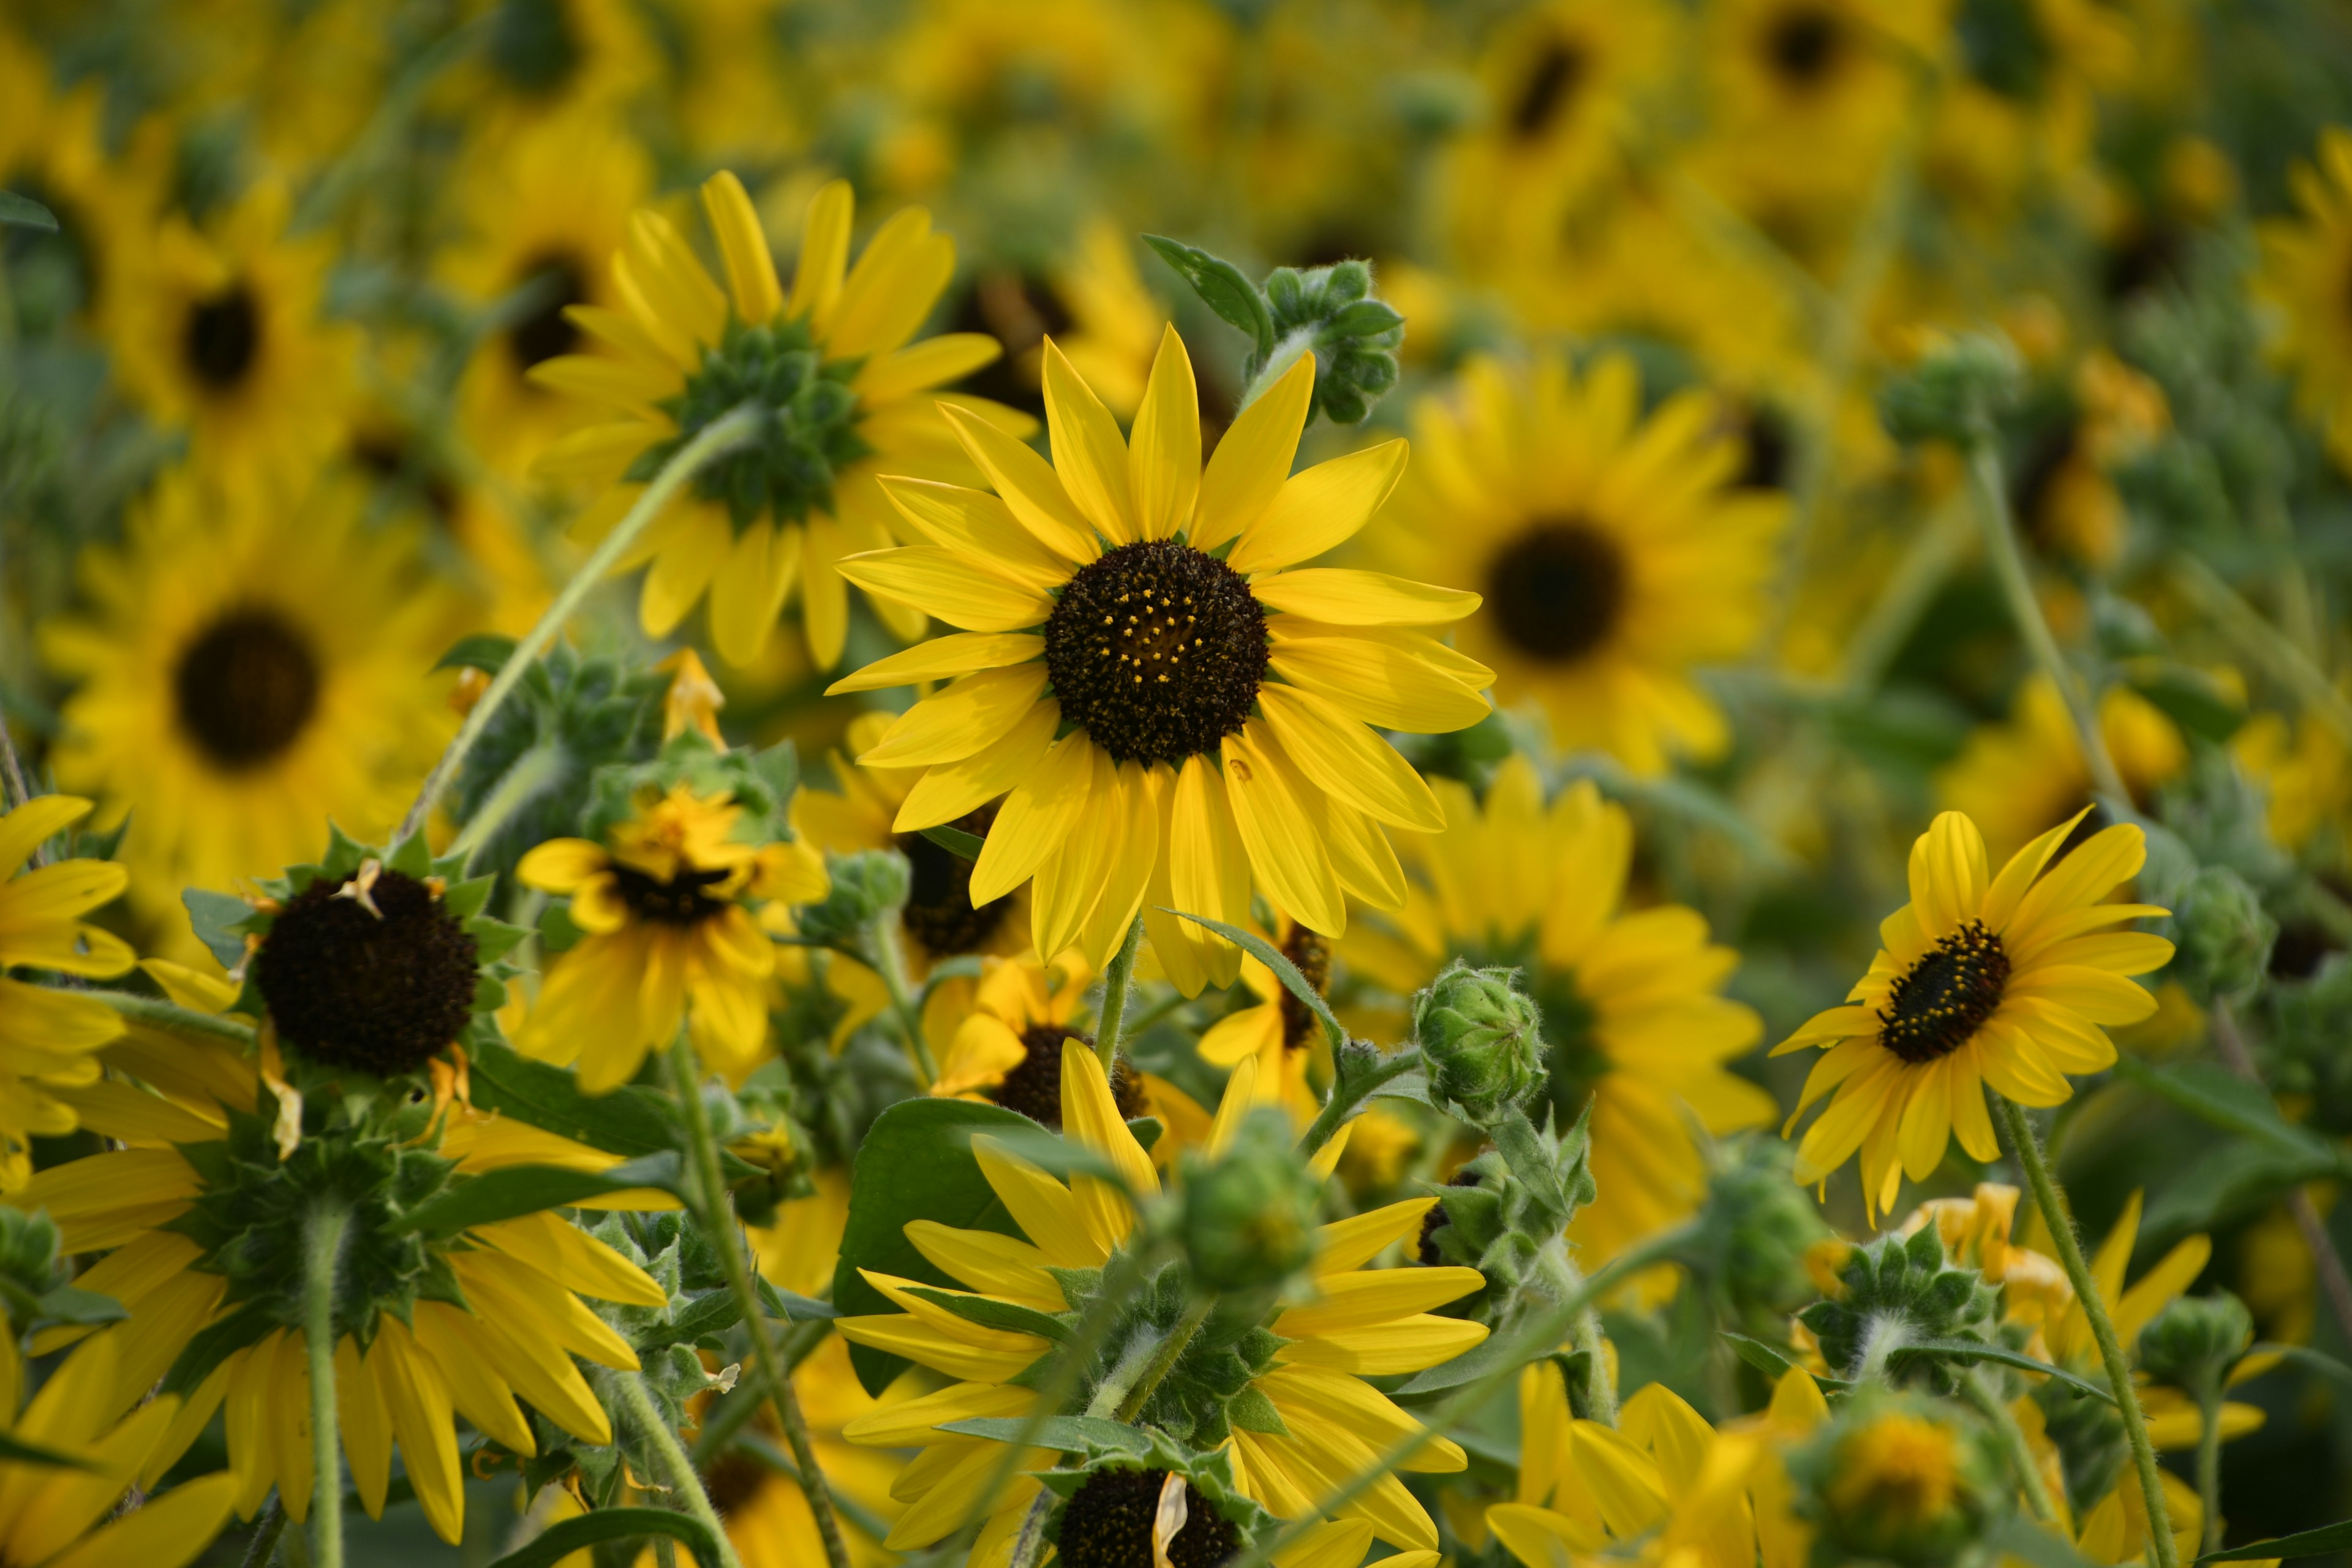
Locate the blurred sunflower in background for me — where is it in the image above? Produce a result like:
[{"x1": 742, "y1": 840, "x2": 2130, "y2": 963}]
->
[
  {"x1": 1936, "y1": 675, "x2": 2187, "y2": 861},
  {"x1": 2258, "y1": 126, "x2": 2352, "y2": 473}
]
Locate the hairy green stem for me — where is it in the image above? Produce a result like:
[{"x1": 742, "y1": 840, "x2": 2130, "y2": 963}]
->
[
  {"x1": 1114, "y1": 1294, "x2": 1215, "y2": 1423},
  {"x1": 2195, "y1": 1376, "x2": 2225, "y2": 1554},
  {"x1": 396, "y1": 404, "x2": 763, "y2": 844},
  {"x1": 1966, "y1": 443, "x2": 2130, "y2": 802},
  {"x1": 606, "y1": 1369, "x2": 745, "y2": 1568},
  {"x1": 302, "y1": 1201, "x2": 350, "y2": 1568},
  {"x1": 448, "y1": 740, "x2": 563, "y2": 869},
  {"x1": 1533, "y1": 1246, "x2": 1618, "y2": 1425},
  {"x1": 1093, "y1": 917, "x2": 1145, "y2": 1072},
  {"x1": 1235, "y1": 325, "x2": 1317, "y2": 417},
  {"x1": 1961, "y1": 1367, "x2": 2058, "y2": 1523},
  {"x1": 240, "y1": 1497, "x2": 288, "y2": 1567},
  {"x1": 690, "y1": 1317, "x2": 834, "y2": 1464},
  {"x1": 1223, "y1": 1223, "x2": 1697, "y2": 1568},
  {"x1": 861, "y1": 918, "x2": 938, "y2": 1086},
  {"x1": 1297, "y1": 1047, "x2": 1422, "y2": 1158},
  {"x1": 1853, "y1": 1311, "x2": 1912, "y2": 1387},
  {"x1": 666, "y1": 1036, "x2": 854, "y2": 1568},
  {"x1": 75, "y1": 989, "x2": 256, "y2": 1046},
  {"x1": 1995, "y1": 1095, "x2": 2176, "y2": 1568}
]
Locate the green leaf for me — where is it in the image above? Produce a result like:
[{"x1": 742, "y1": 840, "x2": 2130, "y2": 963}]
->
[
  {"x1": 941, "y1": 1415, "x2": 1156, "y2": 1458},
  {"x1": 2143, "y1": 1137, "x2": 2331, "y2": 1242},
  {"x1": 466, "y1": 1036, "x2": 677, "y2": 1159},
  {"x1": 162, "y1": 1299, "x2": 276, "y2": 1396},
  {"x1": 484, "y1": 1507, "x2": 724, "y2": 1568},
  {"x1": 401, "y1": 1154, "x2": 685, "y2": 1237},
  {"x1": 0, "y1": 1429, "x2": 97, "y2": 1469},
  {"x1": 1992, "y1": 1517, "x2": 2106, "y2": 1568},
  {"x1": 919, "y1": 824, "x2": 986, "y2": 861},
  {"x1": 1891, "y1": 1339, "x2": 2116, "y2": 1406},
  {"x1": 0, "y1": 192, "x2": 57, "y2": 230},
  {"x1": 2253, "y1": 1341, "x2": 2352, "y2": 1387},
  {"x1": 832, "y1": 1097, "x2": 1043, "y2": 1395},
  {"x1": 2198, "y1": 1518, "x2": 2352, "y2": 1562},
  {"x1": 434, "y1": 634, "x2": 518, "y2": 676},
  {"x1": 182, "y1": 889, "x2": 254, "y2": 969},
  {"x1": 1158, "y1": 908, "x2": 1342, "y2": 1050},
  {"x1": 33, "y1": 1284, "x2": 126, "y2": 1329},
  {"x1": 757, "y1": 1278, "x2": 838, "y2": 1322},
  {"x1": 2111, "y1": 1057, "x2": 2343, "y2": 1174},
  {"x1": 903, "y1": 1286, "x2": 1068, "y2": 1342},
  {"x1": 1142, "y1": 235, "x2": 1275, "y2": 358},
  {"x1": 1722, "y1": 1331, "x2": 1851, "y2": 1392}
]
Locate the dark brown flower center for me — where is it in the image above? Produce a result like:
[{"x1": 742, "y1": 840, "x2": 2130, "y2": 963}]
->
[
  {"x1": 1056, "y1": 1469, "x2": 1240, "y2": 1568},
  {"x1": 1277, "y1": 925, "x2": 1332, "y2": 1052},
  {"x1": 1879, "y1": 920, "x2": 2011, "y2": 1065},
  {"x1": 1044, "y1": 540, "x2": 1268, "y2": 767},
  {"x1": 896, "y1": 809, "x2": 1011, "y2": 959},
  {"x1": 990, "y1": 1023, "x2": 1150, "y2": 1129},
  {"x1": 173, "y1": 608, "x2": 323, "y2": 772},
  {"x1": 1766, "y1": 6, "x2": 1844, "y2": 89},
  {"x1": 1485, "y1": 518, "x2": 1626, "y2": 665},
  {"x1": 1509, "y1": 38, "x2": 1587, "y2": 140},
  {"x1": 183, "y1": 281, "x2": 261, "y2": 390},
  {"x1": 509, "y1": 251, "x2": 587, "y2": 373},
  {"x1": 611, "y1": 863, "x2": 734, "y2": 926},
  {"x1": 255, "y1": 869, "x2": 479, "y2": 1078}
]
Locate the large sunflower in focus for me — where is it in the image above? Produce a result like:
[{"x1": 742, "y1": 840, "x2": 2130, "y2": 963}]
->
[
  {"x1": 108, "y1": 179, "x2": 355, "y2": 496},
  {"x1": 1348, "y1": 756, "x2": 1774, "y2": 1275},
  {"x1": 2258, "y1": 127, "x2": 2352, "y2": 475},
  {"x1": 1776, "y1": 810, "x2": 2172, "y2": 1221},
  {"x1": 532, "y1": 170, "x2": 1031, "y2": 668},
  {"x1": 1374, "y1": 351, "x2": 1782, "y2": 774},
  {"x1": 40, "y1": 466, "x2": 457, "y2": 937},
  {"x1": 830, "y1": 326, "x2": 1491, "y2": 986}
]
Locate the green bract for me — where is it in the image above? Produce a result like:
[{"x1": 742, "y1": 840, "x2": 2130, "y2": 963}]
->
[
  {"x1": 1176, "y1": 1107, "x2": 1317, "y2": 1294},
  {"x1": 1799, "y1": 1226, "x2": 2001, "y2": 1392},
  {"x1": 1414, "y1": 960, "x2": 1547, "y2": 1124}
]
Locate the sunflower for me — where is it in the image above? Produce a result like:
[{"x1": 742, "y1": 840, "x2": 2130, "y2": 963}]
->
[
  {"x1": 2258, "y1": 127, "x2": 2352, "y2": 475},
  {"x1": 0, "y1": 794, "x2": 137, "y2": 1191},
  {"x1": 107, "y1": 178, "x2": 355, "y2": 496},
  {"x1": 960, "y1": 219, "x2": 1166, "y2": 422},
  {"x1": 0, "y1": 1335, "x2": 239, "y2": 1568},
  {"x1": 444, "y1": 0, "x2": 658, "y2": 140},
  {"x1": 1197, "y1": 912, "x2": 1337, "y2": 1130},
  {"x1": 1935, "y1": 676, "x2": 2187, "y2": 863},
  {"x1": 927, "y1": 950, "x2": 1178, "y2": 1142},
  {"x1": 1373, "y1": 350, "x2": 1782, "y2": 775},
  {"x1": 530, "y1": 170, "x2": 1033, "y2": 668},
  {"x1": 1774, "y1": 809, "x2": 2174, "y2": 1221},
  {"x1": 830, "y1": 326, "x2": 1491, "y2": 985},
  {"x1": 439, "y1": 107, "x2": 653, "y2": 476},
  {"x1": 2233, "y1": 707, "x2": 2351, "y2": 860},
  {"x1": 40, "y1": 464, "x2": 458, "y2": 943},
  {"x1": 0, "y1": 29, "x2": 152, "y2": 337},
  {"x1": 519, "y1": 778, "x2": 829, "y2": 1092},
  {"x1": 1346, "y1": 756, "x2": 1774, "y2": 1278},
  {"x1": 834, "y1": 1042, "x2": 1488, "y2": 1558},
  {"x1": 1921, "y1": 0, "x2": 2133, "y2": 224},
  {"x1": 9, "y1": 1022, "x2": 670, "y2": 1545}
]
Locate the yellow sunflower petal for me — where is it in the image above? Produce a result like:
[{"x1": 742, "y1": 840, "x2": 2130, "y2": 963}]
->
[
  {"x1": 1253, "y1": 568, "x2": 1481, "y2": 627},
  {"x1": 860, "y1": 666, "x2": 1053, "y2": 769},
  {"x1": 940, "y1": 402, "x2": 1100, "y2": 564},
  {"x1": 1254, "y1": 683, "x2": 1444, "y2": 832},
  {"x1": 1128, "y1": 323, "x2": 1200, "y2": 541},
  {"x1": 836, "y1": 547, "x2": 1054, "y2": 632},
  {"x1": 1227, "y1": 439, "x2": 1409, "y2": 575},
  {"x1": 1041, "y1": 337, "x2": 1137, "y2": 543},
  {"x1": 970, "y1": 733, "x2": 1099, "y2": 907},
  {"x1": 789, "y1": 179, "x2": 854, "y2": 325},
  {"x1": 700, "y1": 170, "x2": 783, "y2": 325},
  {"x1": 1224, "y1": 725, "x2": 1345, "y2": 937},
  {"x1": 1195, "y1": 354, "x2": 1316, "y2": 553},
  {"x1": 894, "y1": 698, "x2": 1063, "y2": 832}
]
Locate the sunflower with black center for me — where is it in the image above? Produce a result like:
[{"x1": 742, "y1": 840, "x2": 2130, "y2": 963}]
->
[
  {"x1": 1921, "y1": 0, "x2": 2132, "y2": 225},
  {"x1": 518, "y1": 735, "x2": 829, "y2": 1093},
  {"x1": 830, "y1": 326, "x2": 1491, "y2": 989},
  {"x1": 0, "y1": 29, "x2": 154, "y2": 338},
  {"x1": 107, "y1": 178, "x2": 356, "y2": 496},
  {"x1": 1348, "y1": 756, "x2": 1774, "y2": 1285},
  {"x1": 443, "y1": 0, "x2": 657, "y2": 141},
  {"x1": 928, "y1": 949, "x2": 1159, "y2": 1132},
  {"x1": 439, "y1": 107, "x2": 652, "y2": 477},
  {"x1": 834, "y1": 1044, "x2": 1487, "y2": 1559},
  {"x1": 1373, "y1": 350, "x2": 1781, "y2": 775},
  {"x1": 1775, "y1": 809, "x2": 2173, "y2": 1221},
  {"x1": 1936, "y1": 675, "x2": 2187, "y2": 864},
  {"x1": 40, "y1": 464, "x2": 458, "y2": 946},
  {"x1": 532, "y1": 170, "x2": 1032, "y2": 669},
  {"x1": 2258, "y1": 126, "x2": 2352, "y2": 477}
]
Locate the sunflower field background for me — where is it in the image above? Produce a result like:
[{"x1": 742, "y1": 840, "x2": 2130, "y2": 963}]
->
[{"x1": 13, "y1": 0, "x2": 2352, "y2": 1565}]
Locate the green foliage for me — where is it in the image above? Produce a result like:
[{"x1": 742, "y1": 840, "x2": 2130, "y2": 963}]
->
[
  {"x1": 1799, "y1": 1226, "x2": 2002, "y2": 1392},
  {"x1": 1413, "y1": 960, "x2": 1547, "y2": 1124},
  {"x1": 1177, "y1": 1106, "x2": 1317, "y2": 1292}
]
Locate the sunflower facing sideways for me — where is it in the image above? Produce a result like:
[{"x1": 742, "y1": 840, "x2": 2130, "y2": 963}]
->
[
  {"x1": 40, "y1": 464, "x2": 458, "y2": 941},
  {"x1": 830, "y1": 326, "x2": 1492, "y2": 987},
  {"x1": 834, "y1": 1043, "x2": 1487, "y2": 1562},
  {"x1": 1373, "y1": 350, "x2": 1782, "y2": 775},
  {"x1": 1776, "y1": 809, "x2": 2173, "y2": 1221},
  {"x1": 531, "y1": 170, "x2": 1033, "y2": 668}
]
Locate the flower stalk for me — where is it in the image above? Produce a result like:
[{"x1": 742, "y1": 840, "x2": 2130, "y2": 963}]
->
[
  {"x1": 1112, "y1": 1292, "x2": 1216, "y2": 1423},
  {"x1": 1993, "y1": 1095, "x2": 2176, "y2": 1568},
  {"x1": 861, "y1": 914, "x2": 938, "y2": 1087},
  {"x1": 1959, "y1": 1366, "x2": 2058, "y2": 1524},
  {"x1": 606, "y1": 1368, "x2": 745, "y2": 1568},
  {"x1": 666, "y1": 1034, "x2": 854, "y2": 1568},
  {"x1": 302, "y1": 1199, "x2": 350, "y2": 1568},
  {"x1": 1092, "y1": 916, "x2": 1145, "y2": 1072}
]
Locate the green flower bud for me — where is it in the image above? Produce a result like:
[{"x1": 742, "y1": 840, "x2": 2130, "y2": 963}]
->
[
  {"x1": 1791, "y1": 1388, "x2": 2009, "y2": 1568},
  {"x1": 1258, "y1": 260, "x2": 1404, "y2": 426},
  {"x1": 1799, "y1": 1225, "x2": 2000, "y2": 1391},
  {"x1": 1179, "y1": 1107, "x2": 1320, "y2": 1292},
  {"x1": 1414, "y1": 960, "x2": 1546, "y2": 1123},
  {"x1": 2163, "y1": 864, "x2": 2275, "y2": 1002},
  {"x1": 1691, "y1": 1136, "x2": 1834, "y2": 1329},
  {"x1": 2138, "y1": 1291, "x2": 2254, "y2": 1392},
  {"x1": 1879, "y1": 333, "x2": 2024, "y2": 446},
  {"x1": 0, "y1": 1206, "x2": 67, "y2": 1332},
  {"x1": 796, "y1": 848, "x2": 910, "y2": 945}
]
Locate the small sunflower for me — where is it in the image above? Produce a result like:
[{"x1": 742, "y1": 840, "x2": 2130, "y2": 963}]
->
[
  {"x1": 1935, "y1": 676, "x2": 2187, "y2": 863},
  {"x1": 1347, "y1": 756, "x2": 1774, "y2": 1277},
  {"x1": 1775, "y1": 809, "x2": 2174, "y2": 1221},
  {"x1": 447, "y1": 0, "x2": 658, "y2": 138},
  {"x1": 532, "y1": 170, "x2": 1031, "y2": 668},
  {"x1": 0, "y1": 29, "x2": 152, "y2": 336},
  {"x1": 438, "y1": 107, "x2": 653, "y2": 475},
  {"x1": 834, "y1": 1042, "x2": 1487, "y2": 1558},
  {"x1": 107, "y1": 179, "x2": 355, "y2": 495},
  {"x1": 2233, "y1": 707, "x2": 2351, "y2": 859},
  {"x1": 2258, "y1": 127, "x2": 2352, "y2": 475},
  {"x1": 519, "y1": 772, "x2": 828, "y2": 1092},
  {"x1": 831, "y1": 326, "x2": 1490, "y2": 985},
  {"x1": 1373, "y1": 350, "x2": 1782, "y2": 775},
  {"x1": 40, "y1": 465, "x2": 458, "y2": 942},
  {"x1": 0, "y1": 795, "x2": 137, "y2": 1191},
  {"x1": 929, "y1": 950, "x2": 1163, "y2": 1133},
  {"x1": 1922, "y1": 0, "x2": 2133, "y2": 223}
]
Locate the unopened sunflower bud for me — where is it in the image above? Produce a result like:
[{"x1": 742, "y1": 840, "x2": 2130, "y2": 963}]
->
[
  {"x1": 1693, "y1": 1135, "x2": 1834, "y2": 1325},
  {"x1": 1880, "y1": 332, "x2": 2024, "y2": 446},
  {"x1": 1792, "y1": 1389, "x2": 2008, "y2": 1568},
  {"x1": 2139, "y1": 1291, "x2": 2254, "y2": 1392},
  {"x1": 0, "y1": 1207, "x2": 67, "y2": 1331},
  {"x1": 795, "y1": 848, "x2": 910, "y2": 945},
  {"x1": 2163, "y1": 864, "x2": 2275, "y2": 1001},
  {"x1": 1180, "y1": 1107, "x2": 1319, "y2": 1292},
  {"x1": 1259, "y1": 260, "x2": 1404, "y2": 426},
  {"x1": 1414, "y1": 961, "x2": 1545, "y2": 1123},
  {"x1": 1798, "y1": 1225, "x2": 1999, "y2": 1390}
]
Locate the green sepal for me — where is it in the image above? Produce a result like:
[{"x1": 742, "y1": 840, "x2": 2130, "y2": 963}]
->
[
  {"x1": 399, "y1": 1153, "x2": 688, "y2": 1237},
  {"x1": 902, "y1": 1286, "x2": 1071, "y2": 1343},
  {"x1": 160, "y1": 1298, "x2": 277, "y2": 1397},
  {"x1": 1225, "y1": 1384, "x2": 1288, "y2": 1436},
  {"x1": 434, "y1": 634, "x2": 518, "y2": 676}
]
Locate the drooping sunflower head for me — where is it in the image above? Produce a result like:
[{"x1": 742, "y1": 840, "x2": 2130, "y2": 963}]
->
[
  {"x1": 1776, "y1": 809, "x2": 2174, "y2": 1220},
  {"x1": 834, "y1": 325, "x2": 1492, "y2": 987}
]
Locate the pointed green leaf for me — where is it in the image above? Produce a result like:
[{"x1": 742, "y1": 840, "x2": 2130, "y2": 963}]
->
[
  {"x1": 1892, "y1": 1338, "x2": 2116, "y2": 1405},
  {"x1": 919, "y1": 824, "x2": 986, "y2": 861},
  {"x1": 1159, "y1": 907, "x2": 1341, "y2": 1050},
  {"x1": 434, "y1": 634, "x2": 518, "y2": 676},
  {"x1": 0, "y1": 192, "x2": 57, "y2": 230},
  {"x1": 941, "y1": 1415, "x2": 1158, "y2": 1458},
  {"x1": 1142, "y1": 235, "x2": 1275, "y2": 358},
  {"x1": 483, "y1": 1507, "x2": 723, "y2": 1568},
  {"x1": 2199, "y1": 1518, "x2": 2352, "y2": 1562},
  {"x1": 400, "y1": 1154, "x2": 686, "y2": 1237},
  {"x1": 903, "y1": 1286, "x2": 1068, "y2": 1342}
]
